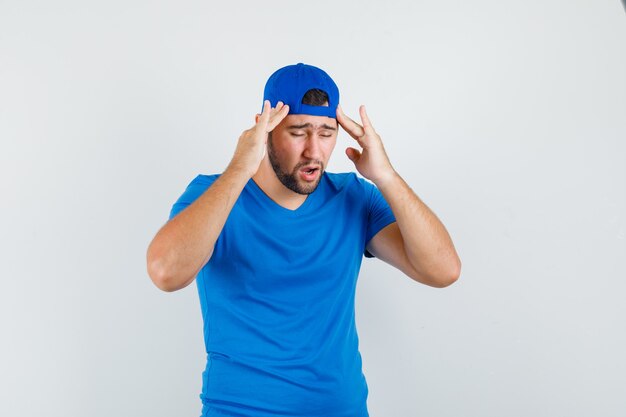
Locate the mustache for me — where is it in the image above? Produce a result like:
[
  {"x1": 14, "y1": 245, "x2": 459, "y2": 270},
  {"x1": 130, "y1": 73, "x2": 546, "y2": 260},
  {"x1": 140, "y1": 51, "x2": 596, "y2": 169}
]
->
[{"x1": 294, "y1": 160, "x2": 324, "y2": 171}]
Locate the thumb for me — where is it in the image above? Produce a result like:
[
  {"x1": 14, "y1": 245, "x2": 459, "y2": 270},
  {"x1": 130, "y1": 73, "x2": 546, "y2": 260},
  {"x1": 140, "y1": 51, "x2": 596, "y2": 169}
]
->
[{"x1": 346, "y1": 147, "x2": 361, "y2": 163}]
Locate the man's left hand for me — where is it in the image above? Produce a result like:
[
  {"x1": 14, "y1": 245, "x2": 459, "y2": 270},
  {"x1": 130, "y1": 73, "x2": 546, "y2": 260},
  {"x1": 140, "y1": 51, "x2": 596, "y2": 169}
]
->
[{"x1": 337, "y1": 104, "x2": 396, "y2": 186}]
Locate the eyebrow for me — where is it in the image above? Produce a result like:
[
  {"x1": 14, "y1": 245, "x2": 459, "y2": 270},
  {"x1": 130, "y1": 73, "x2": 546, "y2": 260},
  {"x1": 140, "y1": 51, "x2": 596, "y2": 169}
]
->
[{"x1": 286, "y1": 123, "x2": 337, "y2": 131}]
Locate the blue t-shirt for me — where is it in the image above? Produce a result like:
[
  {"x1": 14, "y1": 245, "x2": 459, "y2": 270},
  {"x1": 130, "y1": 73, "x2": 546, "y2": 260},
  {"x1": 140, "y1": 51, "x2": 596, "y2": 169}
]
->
[{"x1": 169, "y1": 172, "x2": 396, "y2": 417}]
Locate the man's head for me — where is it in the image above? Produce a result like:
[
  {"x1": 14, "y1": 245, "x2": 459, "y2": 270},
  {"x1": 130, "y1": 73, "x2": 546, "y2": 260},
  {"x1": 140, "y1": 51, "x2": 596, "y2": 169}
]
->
[{"x1": 261, "y1": 63, "x2": 340, "y2": 195}]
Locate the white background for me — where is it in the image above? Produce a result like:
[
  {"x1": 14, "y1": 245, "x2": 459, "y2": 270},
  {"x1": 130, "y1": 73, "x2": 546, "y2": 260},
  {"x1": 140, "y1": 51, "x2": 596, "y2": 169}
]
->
[{"x1": 1, "y1": 1, "x2": 625, "y2": 416}]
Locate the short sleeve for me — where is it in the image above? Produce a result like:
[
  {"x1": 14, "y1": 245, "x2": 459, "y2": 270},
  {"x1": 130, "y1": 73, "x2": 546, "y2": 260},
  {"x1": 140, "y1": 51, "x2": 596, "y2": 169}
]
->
[
  {"x1": 363, "y1": 179, "x2": 396, "y2": 258},
  {"x1": 168, "y1": 174, "x2": 219, "y2": 220}
]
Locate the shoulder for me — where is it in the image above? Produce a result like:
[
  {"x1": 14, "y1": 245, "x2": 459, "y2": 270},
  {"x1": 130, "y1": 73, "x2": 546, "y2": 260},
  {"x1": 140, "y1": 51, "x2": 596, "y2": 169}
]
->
[
  {"x1": 181, "y1": 173, "x2": 221, "y2": 192},
  {"x1": 323, "y1": 171, "x2": 369, "y2": 191},
  {"x1": 174, "y1": 173, "x2": 220, "y2": 204},
  {"x1": 324, "y1": 171, "x2": 377, "y2": 196},
  {"x1": 189, "y1": 173, "x2": 221, "y2": 187},
  {"x1": 169, "y1": 173, "x2": 221, "y2": 219}
]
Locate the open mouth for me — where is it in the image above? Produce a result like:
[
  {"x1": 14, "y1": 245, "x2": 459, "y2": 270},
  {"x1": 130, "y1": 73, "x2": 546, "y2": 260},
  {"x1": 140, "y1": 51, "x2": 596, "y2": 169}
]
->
[{"x1": 299, "y1": 165, "x2": 321, "y2": 181}]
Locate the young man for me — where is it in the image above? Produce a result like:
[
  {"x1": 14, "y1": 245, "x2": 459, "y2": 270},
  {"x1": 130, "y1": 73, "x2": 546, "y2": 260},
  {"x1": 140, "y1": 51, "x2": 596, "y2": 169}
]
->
[{"x1": 147, "y1": 63, "x2": 461, "y2": 417}]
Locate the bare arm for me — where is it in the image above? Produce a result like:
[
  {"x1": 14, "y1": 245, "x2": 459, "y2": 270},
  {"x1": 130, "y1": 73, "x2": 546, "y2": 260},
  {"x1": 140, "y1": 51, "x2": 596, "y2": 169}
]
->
[
  {"x1": 146, "y1": 101, "x2": 289, "y2": 292},
  {"x1": 337, "y1": 105, "x2": 461, "y2": 287},
  {"x1": 146, "y1": 166, "x2": 250, "y2": 292},
  {"x1": 367, "y1": 174, "x2": 461, "y2": 287}
]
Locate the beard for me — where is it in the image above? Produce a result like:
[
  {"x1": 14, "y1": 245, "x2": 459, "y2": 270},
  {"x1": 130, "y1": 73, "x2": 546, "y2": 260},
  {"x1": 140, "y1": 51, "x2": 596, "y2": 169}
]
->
[{"x1": 267, "y1": 134, "x2": 324, "y2": 195}]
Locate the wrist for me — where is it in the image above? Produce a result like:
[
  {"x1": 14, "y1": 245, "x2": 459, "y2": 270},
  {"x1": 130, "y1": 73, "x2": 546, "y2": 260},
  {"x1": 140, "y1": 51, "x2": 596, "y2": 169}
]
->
[
  {"x1": 224, "y1": 159, "x2": 255, "y2": 183},
  {"x1": 372, "y1": 169, "x2": 401, "y2": 191}
]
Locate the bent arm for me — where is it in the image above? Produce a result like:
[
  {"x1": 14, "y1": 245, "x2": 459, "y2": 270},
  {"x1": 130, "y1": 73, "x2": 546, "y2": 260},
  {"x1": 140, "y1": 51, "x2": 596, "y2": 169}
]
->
[
  {"x1": 336, "y1": 104, "x2": 460, "y2": 287},
  {"x1": 146, "y1": 100, "x2": 289, "y2": 292},
  {"x1": 370, "y1": 172, "x2": 461, "y2": 287},
  {"x1": 146, "y1": 165, "x2": 249, "y2": 292}
]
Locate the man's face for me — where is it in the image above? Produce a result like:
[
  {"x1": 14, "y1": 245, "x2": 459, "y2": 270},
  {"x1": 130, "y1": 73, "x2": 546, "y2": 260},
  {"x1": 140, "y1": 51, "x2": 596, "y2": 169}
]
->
[{"x1": 267, "y1": 113, "x2": 338, "y2": 195}]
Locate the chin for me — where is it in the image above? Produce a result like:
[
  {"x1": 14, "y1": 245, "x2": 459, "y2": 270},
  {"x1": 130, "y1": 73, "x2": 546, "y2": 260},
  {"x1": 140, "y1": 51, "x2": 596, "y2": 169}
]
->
[{"x1": 297, "y1": 177, "x2": 322, "y2": 195}]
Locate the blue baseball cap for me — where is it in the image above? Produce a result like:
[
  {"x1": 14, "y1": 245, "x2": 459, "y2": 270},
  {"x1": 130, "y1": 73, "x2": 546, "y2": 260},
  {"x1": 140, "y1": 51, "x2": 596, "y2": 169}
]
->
[{"x1": 262, "y1": 63, "x2": 340, "y2": 118}]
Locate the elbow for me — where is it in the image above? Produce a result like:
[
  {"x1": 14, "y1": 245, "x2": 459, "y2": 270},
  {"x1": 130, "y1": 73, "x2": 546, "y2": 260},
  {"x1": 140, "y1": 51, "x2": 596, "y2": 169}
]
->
[
  {"x1": 433, "y1": 259, "x2": 461, "y2": 288},
  {"x1": 430, "y1": 273, "x2": 459, "y2": 288},
  {"x1": 146, "y1": 240, "x2": 207, "y2": 292},
  {"x1": 147, "y1": 256, "x2": 177, "y2": 292},
  {"x1": 146, "y1": 247, "x2": 188, "y2": 293},
  {"x1": 415, "y1": 259, "x2": 461, "y2": 288}
]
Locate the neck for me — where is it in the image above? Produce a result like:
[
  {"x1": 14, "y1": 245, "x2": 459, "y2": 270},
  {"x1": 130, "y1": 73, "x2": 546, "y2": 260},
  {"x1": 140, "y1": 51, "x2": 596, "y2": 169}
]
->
[{"x1": 252, "y1": 157, "x2": 308, "y2": 210}]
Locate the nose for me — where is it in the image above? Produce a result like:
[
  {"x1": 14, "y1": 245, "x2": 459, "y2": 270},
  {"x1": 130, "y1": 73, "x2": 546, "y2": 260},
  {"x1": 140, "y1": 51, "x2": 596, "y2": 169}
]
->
[{"x1": 302, "y1": 134, "x2": 323, "y2": 161}]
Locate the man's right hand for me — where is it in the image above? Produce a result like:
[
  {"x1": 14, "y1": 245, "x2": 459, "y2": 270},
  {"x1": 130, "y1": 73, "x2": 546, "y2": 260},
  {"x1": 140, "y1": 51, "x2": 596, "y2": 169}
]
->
[
  {"x1": 230, "y1": 100, "x2": 290, "y2": 178},
  {"x1": 148, "y1": 101, "x2": 290, "y2": 292}
]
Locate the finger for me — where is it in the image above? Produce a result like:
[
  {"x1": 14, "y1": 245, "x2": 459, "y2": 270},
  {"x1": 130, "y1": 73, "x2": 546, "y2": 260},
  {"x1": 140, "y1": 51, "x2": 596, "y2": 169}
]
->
[
  {"x1": 258, "y1": 100, "x2": 271, "y2": 127},
  {"x1": 345, "y1": 147, "x2": 361, "y2": 163},
  {"x1": 267, "y1": 104, "x2": 289, "y2": 131},
  {"x1": 268, "y1": 101, "x2": 283, "y2": 121},
  {"x1": 359, "y1": 105, "x2": 375, "y2": 132},
  {"x1": 336, "y1": 105, "x2": 365, "y2": 141},
  {"x1": 271, "y1": 101, "x2": 284, "y2": 114},
  {"x1": 337, "y1": 105, "x2": 364, "y2": 135}
]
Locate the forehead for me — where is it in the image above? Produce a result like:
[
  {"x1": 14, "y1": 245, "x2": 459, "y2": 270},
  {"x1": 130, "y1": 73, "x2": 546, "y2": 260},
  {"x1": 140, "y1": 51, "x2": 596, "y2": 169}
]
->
[{"x1": 279, "y1": 114, "x2": 338, "y2": 130}]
